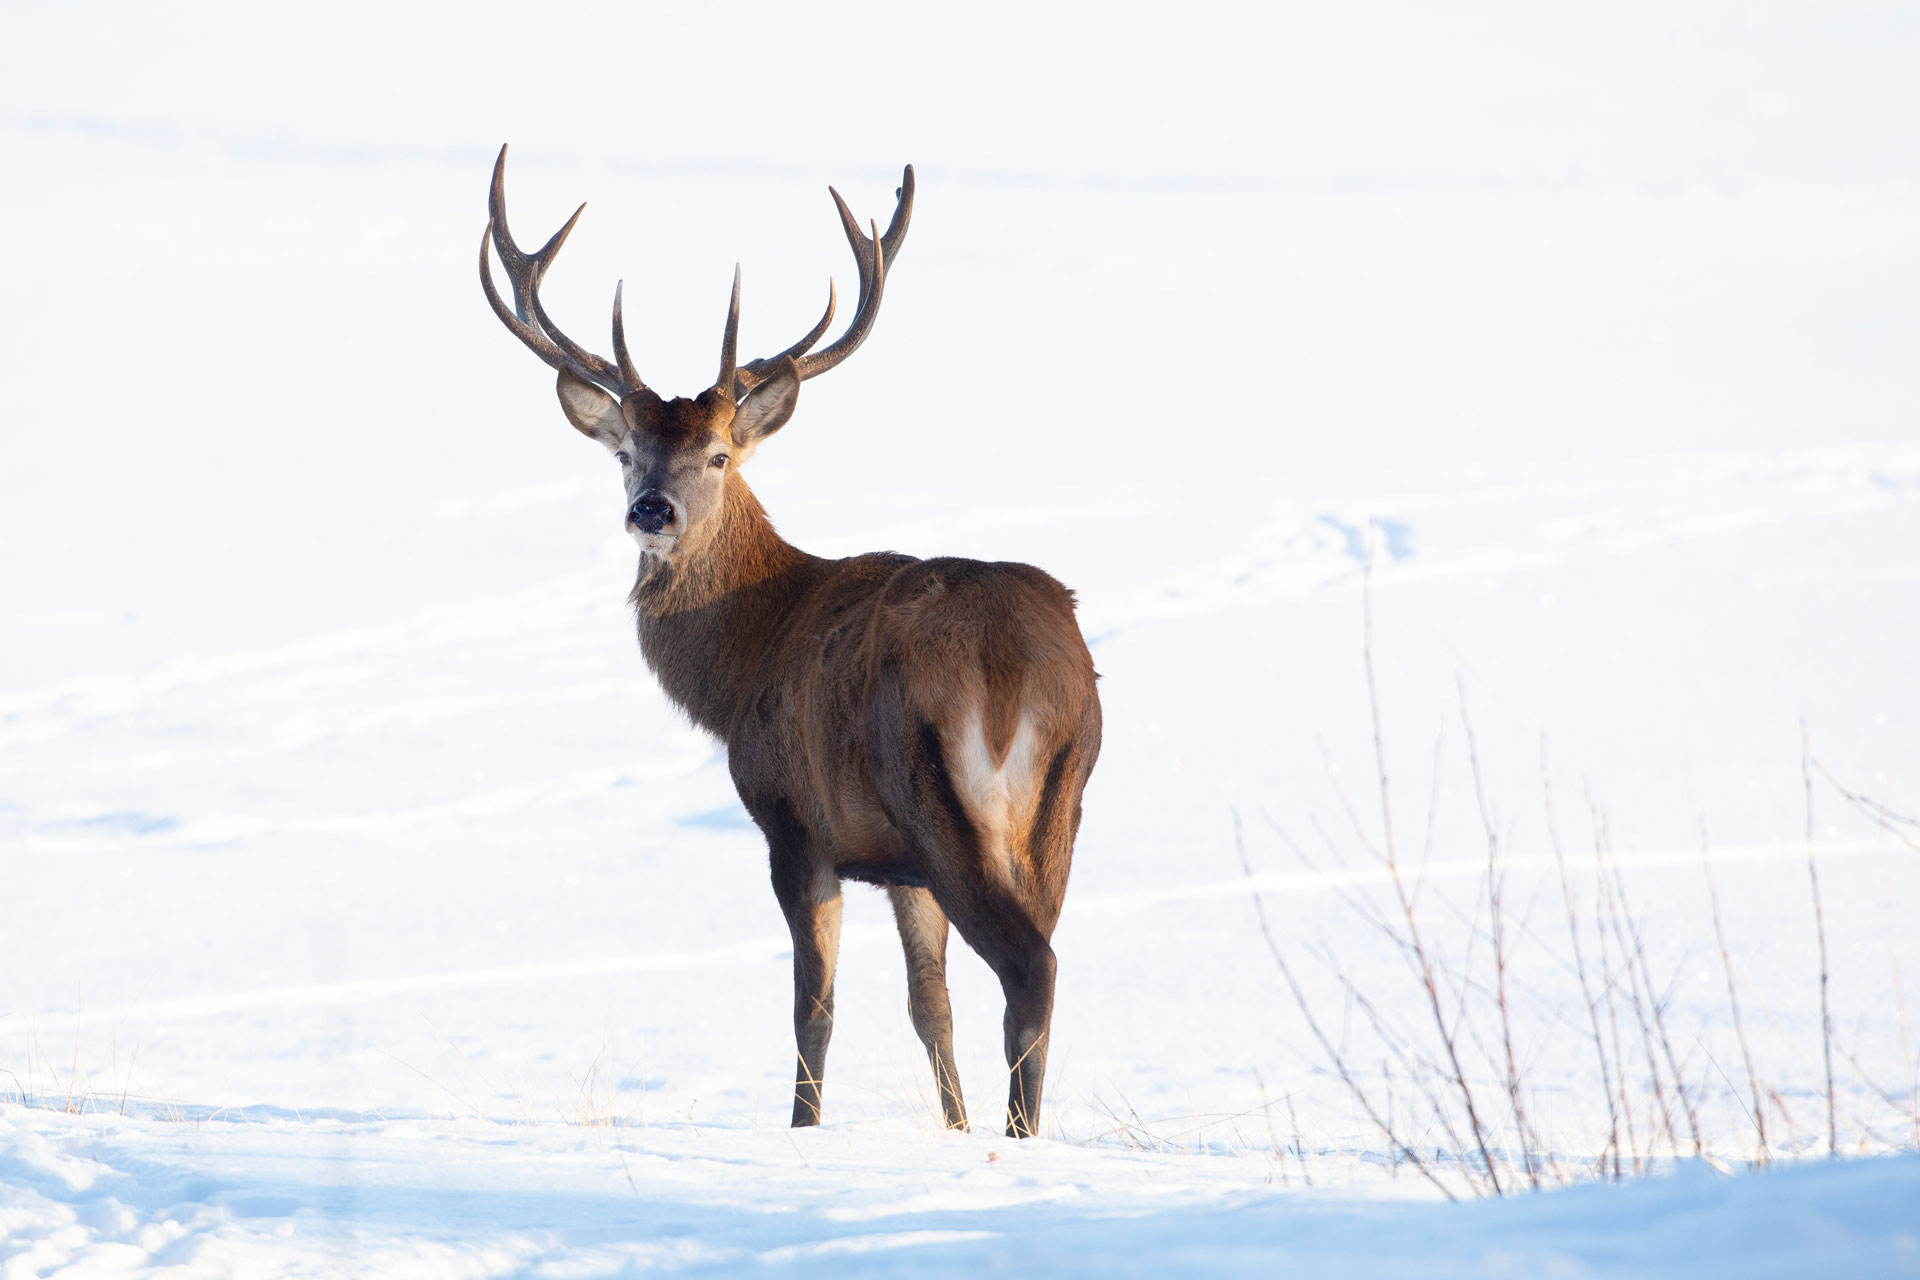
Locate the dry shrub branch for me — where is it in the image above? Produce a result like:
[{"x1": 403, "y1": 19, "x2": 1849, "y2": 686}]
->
[{"x1": 1241, "y1": 552, "x2": 1917, "y2": 1196}]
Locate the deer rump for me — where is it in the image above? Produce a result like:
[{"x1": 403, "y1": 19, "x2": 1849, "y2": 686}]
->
[{"x1": 734, "y1": 555, "x2": 1099, "y2": 927}]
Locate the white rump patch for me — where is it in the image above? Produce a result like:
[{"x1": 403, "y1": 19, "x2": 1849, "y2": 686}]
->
[{"x1": 951, "y1": 705, "x2": 1042, "y2": 881}]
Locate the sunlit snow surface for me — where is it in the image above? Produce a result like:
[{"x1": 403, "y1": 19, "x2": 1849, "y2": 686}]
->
[{"x1": 5, "y1": 1, "x2": 1920, "y2": 1274}]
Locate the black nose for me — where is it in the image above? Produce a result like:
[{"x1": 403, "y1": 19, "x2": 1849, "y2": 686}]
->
[{"x1": 628, "y1": 491, "x2": 674, "y2": 534}]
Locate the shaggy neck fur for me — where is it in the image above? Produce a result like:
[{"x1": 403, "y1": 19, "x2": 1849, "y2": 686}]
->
[{"x1": 629, "y1": 470, "x2": 816, "y2": 736}]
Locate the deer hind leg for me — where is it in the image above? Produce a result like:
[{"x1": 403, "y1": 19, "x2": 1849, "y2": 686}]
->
[
  {"x1": 887, "y1": 885, "x2": 967, "y2": 1130},
  {"x1": 902, "y1": 720, "x2": 1060, "y2": 1138},
  {"x1": 991, "y1": 915, "x2": 1055, "y2": 1140},
  {"x1": 936, "y1": 884, "x2": 1056, "y2": 1139},
  {"x1": 763, "y1": 797, "x2": 842, "y2": 1128}
]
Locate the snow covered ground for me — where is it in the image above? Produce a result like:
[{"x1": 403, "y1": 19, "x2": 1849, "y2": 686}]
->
[
  {"x1": 5, "y1": 1, "x2": 1919, "y2": 1274},
  {"x1": 3, "y1": 1119, "x2": 1915, "y2": 1276}
]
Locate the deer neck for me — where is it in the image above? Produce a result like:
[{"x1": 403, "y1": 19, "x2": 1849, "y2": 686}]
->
[{"x1": 629, "y1": 471, "x2": 813, "y2": 737}]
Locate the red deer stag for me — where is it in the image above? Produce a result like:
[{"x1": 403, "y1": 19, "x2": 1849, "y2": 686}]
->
[{"x1": 478, "y1": 146, "x2": 1101, "y2": 1138}]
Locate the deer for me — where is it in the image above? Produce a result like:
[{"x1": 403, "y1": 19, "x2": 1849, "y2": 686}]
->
[{"x1": 478, "y1": 146, "x2": 1101, "y2": 1139}]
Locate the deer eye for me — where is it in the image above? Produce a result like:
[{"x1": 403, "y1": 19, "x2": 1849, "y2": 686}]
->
[
  {"x1": 615, "y1": 451, "x2": 631, "y2": 466},
  {"x1": 709, "y1": 454, "x2": 728, "y2": 469}
]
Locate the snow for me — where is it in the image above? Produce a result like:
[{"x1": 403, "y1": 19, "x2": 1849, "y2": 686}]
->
[
  {"x1": 5, "y1": 0, "x2": 1920, "y2": 1274},
  {"x1": 4, "y1": 1117, "x2": 1917, "y2": 1276}
]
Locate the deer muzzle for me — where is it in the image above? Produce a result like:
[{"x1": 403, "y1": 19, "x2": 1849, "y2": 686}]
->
[{"x1": 628, "y1": 491, "x2": 676, "y2": 535}]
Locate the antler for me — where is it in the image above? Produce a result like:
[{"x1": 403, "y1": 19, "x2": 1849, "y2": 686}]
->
[
  {"x1": 482, "y1": 147, "x2": 913, "y2": 406},
  {"x1": 733, "y1": 165, "x2": 915, "y2": 399},
  {"x1": 479, "y1": 144, "x2": 642, "y2": 401}
]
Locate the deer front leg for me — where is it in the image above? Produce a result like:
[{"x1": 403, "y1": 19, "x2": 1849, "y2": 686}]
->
[
  {"x1": 784, "y1": 888, "x2": 842, "y2": 1127},
  {"x1": 767, "y1": 813, "x2": 842, "y2": 1128},
  {"x1": 888, "y1": 885, "x2": 967, "y2": 1130}
]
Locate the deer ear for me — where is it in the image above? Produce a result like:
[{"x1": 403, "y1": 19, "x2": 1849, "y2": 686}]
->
[
  {"x1": 731, "y1": 357, "x2": 800, "y2": 449},
  {"x1": 556, "y1": 370, "x2": 623, "y2": 450}
]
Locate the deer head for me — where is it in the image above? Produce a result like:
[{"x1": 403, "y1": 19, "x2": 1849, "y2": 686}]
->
[{"x1": 479, "y1": 145, "x2": 913, "y2": 559}]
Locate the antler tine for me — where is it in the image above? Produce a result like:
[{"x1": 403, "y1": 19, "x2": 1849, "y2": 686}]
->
[
  {"x1": 734, "y1": 280, "x2": 835, "y2": 398},
  {"x1": 481, "y1": 144, "x2": 638, "y2": 398},
  {"x1": 732, "y1": 166, "x2": 909, "y2": 394},
  {"x1": 828, "y1": 187, "x2": 873, "y2": 309},
  {"x1": 826, "y1": 164, "x2": 915, "y2": 313},
  {"x1": 525, "y1": 271, "x2": 633, "y2": 396},
  {"x1": 480, "y1": 221, "x2": 573, "y2": 378},
  {"x1": 485, "y1": 147, "x2": 531, "y2": 276},
  {"x1": 792, "y1": 216, "x2": 887, "y2": 382},
  {"x1": 880, "y1": 165, "x2": 914, "y2": 270},
  {"x1": 717, "y1": 265, "x2": 741, "y2": 394},
  {"x1": 612, "y1": 281, "x2": 642, "y2": 392},
  {"x1": 487, "y1": 148, "x2": 584, "y2": 309}
]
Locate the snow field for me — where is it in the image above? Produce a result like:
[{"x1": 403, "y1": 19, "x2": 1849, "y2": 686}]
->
[{"x1": 6, "y1": 1, "x2": 1920, "y2": 1273}]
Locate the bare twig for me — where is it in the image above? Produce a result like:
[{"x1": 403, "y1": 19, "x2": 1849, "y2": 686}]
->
[
  {"x1": 1603, "y1": 855, "x2": 1703, "y2": 1158},
  {"x1": 1587, "y1": 794, "x2": 1641, "y2": 1173},
  {"x1": 1812, "y1": 757, "x2": 1920, "y2": 853},
  {"x1": 1636, "y1": 937, "x2": 1705, "y2": 1158},
  {"x1": 1252, "y1": 1066, "x2": 1289, "y2": 1186},
  {"x1": 1316, "y1": 735, "x2": 1389, "y2": 867},
  {"x1": 1413, "y1": 725, "x2": 1447, "y2": 911},
  {"x1": 1699, "y1": 823, "x2": 1769, "y2": 1165},
  {"x1": 1803, "y1": 722, "x2": 1839, "y2": 1158},
  {"x1": 1305, "y1": 937, "x2": 1473, "y2": 1162},
  {"x1": 1269, "y1": 812, "x2": 1425, "y2": 968},
  {"x1": 1596, "y1": 855, "x2": 1680, "y2": 1161},
  {"x1": 1544, "y1": 740, "x2": 1623, "y2": 1179},
  {"x1": 1236, "y1": 810, "x2": 1456, "y2": 1200},
  {"x1": 379, "y1": 1048, "x2": 488, "y2": 1122},
  {"x1": 1460, "y1": 680, "x2": 1539, "y2": 1187},
  {"x1": 1363, "y1": 548, "x2": 1502, "y2": 1195},
  {"x1": 1286, "y1": 1085, "x2": 1314, "y2": 1186},
  {"x1": 1870, "y1": 809, "x2": 1920, "y2": 1148},
  {"x1": 1835, "y1": 1033, "x2": 1916, "y2": 1128}
]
